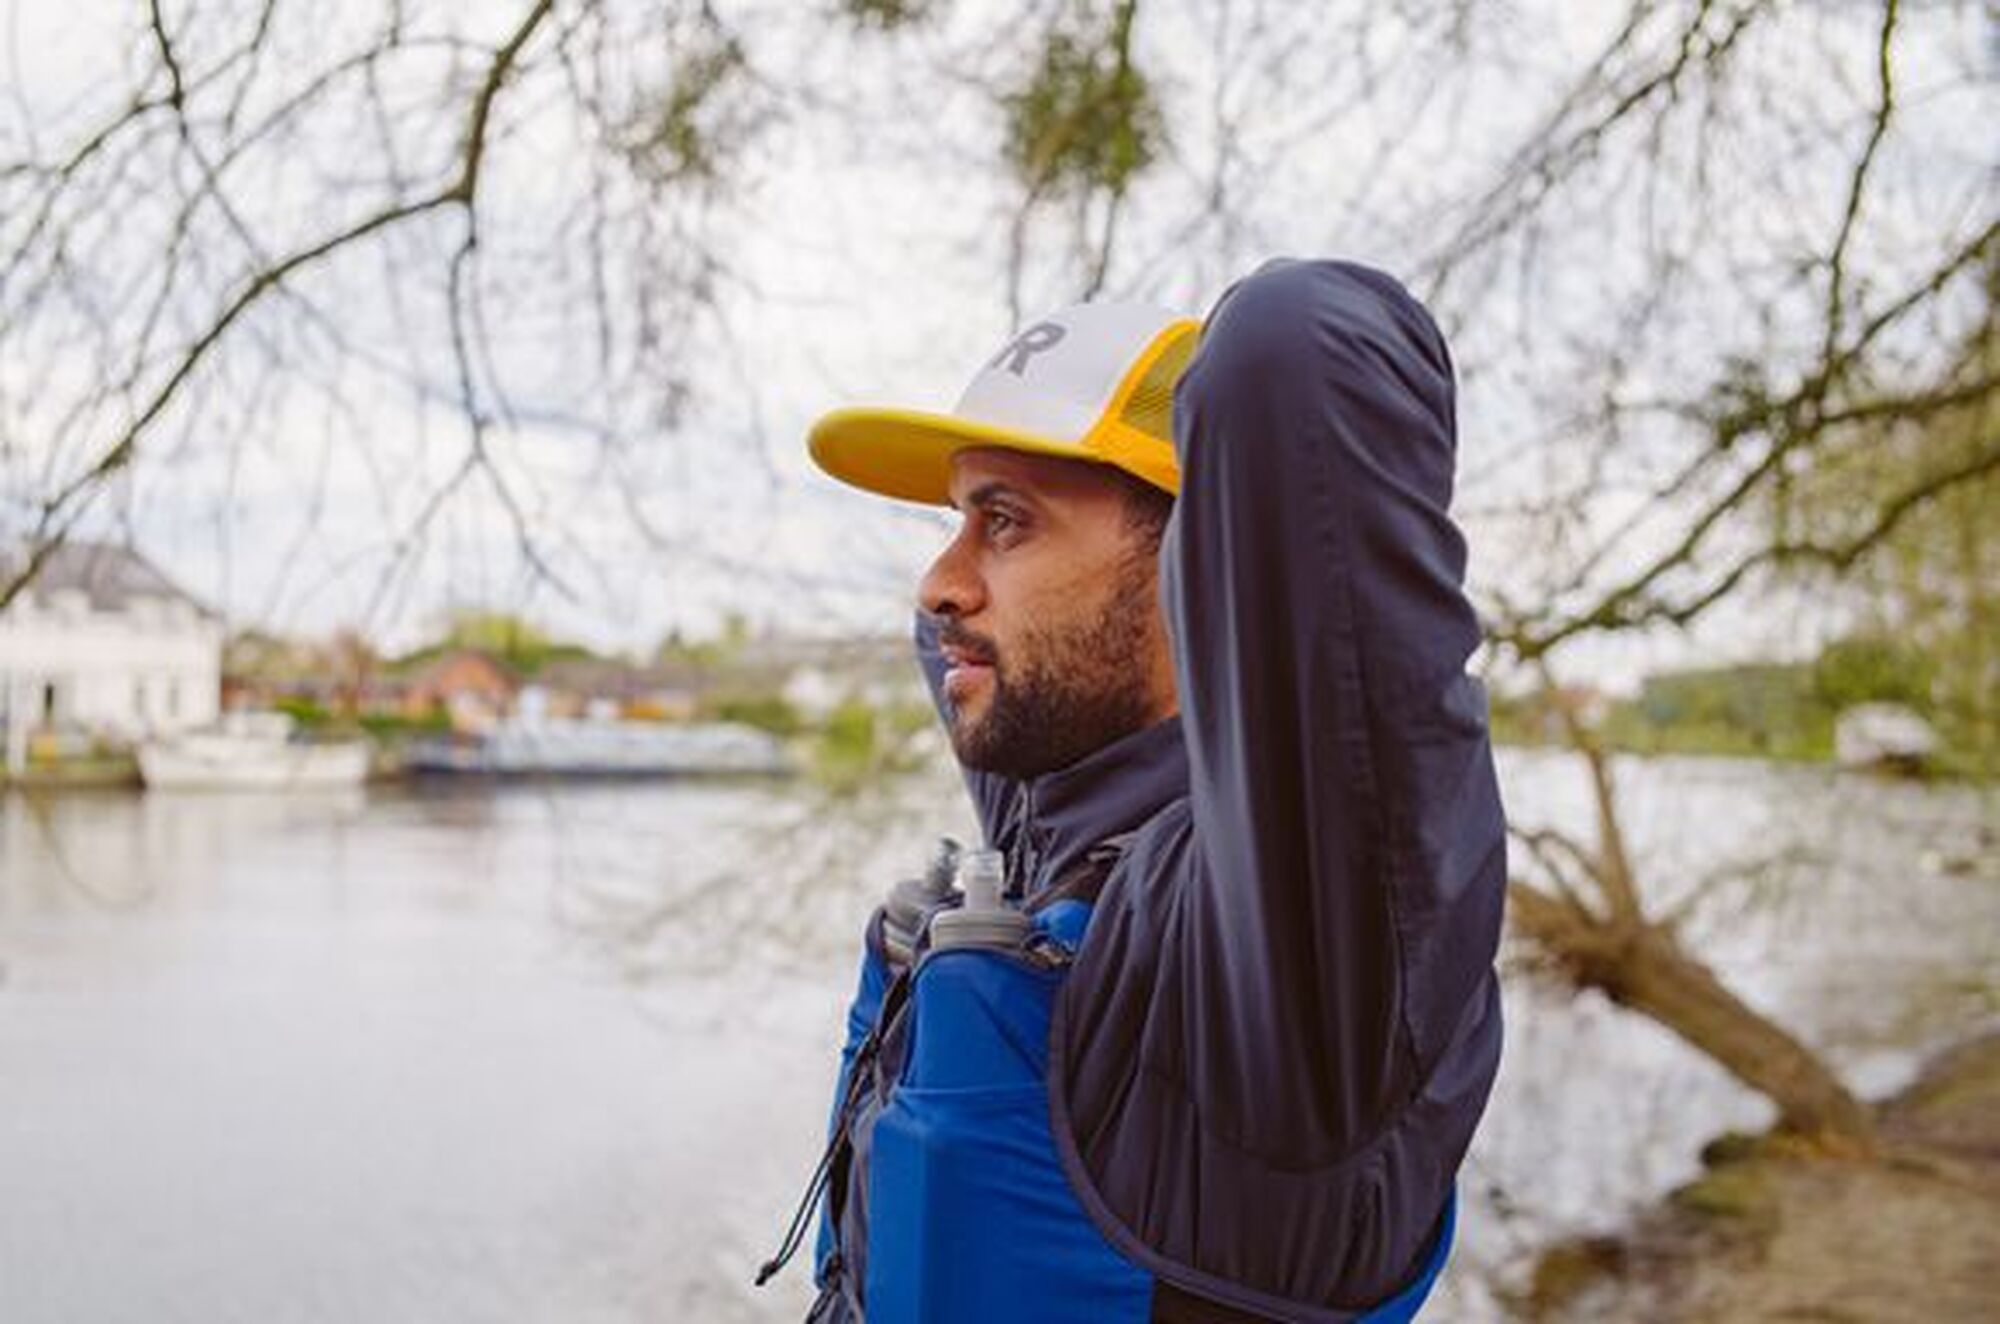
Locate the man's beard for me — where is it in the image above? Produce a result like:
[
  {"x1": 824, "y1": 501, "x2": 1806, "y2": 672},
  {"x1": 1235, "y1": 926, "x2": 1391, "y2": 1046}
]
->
[{"x1": 942, "y1": 557, "x2": 1163, "y2": 780}]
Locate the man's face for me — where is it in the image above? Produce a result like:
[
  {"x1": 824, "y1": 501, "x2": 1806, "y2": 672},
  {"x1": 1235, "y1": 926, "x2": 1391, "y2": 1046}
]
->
[{"x1": 918, "y1": 448, "x2": 1177, "y2": 779}]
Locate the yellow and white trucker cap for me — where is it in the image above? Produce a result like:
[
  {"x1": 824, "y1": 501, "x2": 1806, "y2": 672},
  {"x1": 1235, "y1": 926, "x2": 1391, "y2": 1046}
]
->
[{"x1": 809, "y1": 301, "x2": 1200, "y2": 506}]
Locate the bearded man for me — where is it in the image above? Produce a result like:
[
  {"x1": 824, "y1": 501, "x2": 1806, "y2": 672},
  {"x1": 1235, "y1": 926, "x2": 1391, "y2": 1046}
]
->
[{"x1": 766, "y1": 259, "x2": 1507, "y2": 1323}]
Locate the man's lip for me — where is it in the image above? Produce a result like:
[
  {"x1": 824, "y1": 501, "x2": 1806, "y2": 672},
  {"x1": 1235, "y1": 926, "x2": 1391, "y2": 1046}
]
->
[
  {"x1": 940, "y1": 645, "x2": 994, "y2": 669},
  {"x1": 941, "y1": 653, "x2": 994, "y2": 699}
]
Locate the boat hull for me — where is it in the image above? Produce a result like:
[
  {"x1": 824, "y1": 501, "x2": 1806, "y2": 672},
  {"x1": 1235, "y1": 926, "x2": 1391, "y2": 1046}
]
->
[
  {"x1": 404, "y1": 720, "x2": 791, "y2": 778},
  {"x1": 138, "y1": 740, "x2": 369, "y2": 790}
]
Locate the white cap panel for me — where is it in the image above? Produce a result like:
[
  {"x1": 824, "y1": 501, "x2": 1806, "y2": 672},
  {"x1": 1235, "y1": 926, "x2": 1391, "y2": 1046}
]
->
[{"x1": 953, "y1": 302, "x2": 1184, "y2": 442}]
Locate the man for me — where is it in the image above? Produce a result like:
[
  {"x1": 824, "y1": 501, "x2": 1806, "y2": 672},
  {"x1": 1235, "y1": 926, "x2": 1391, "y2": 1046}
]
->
[{"x1": 771, "y1": 260, "x2": 1506, "y2": 1322}]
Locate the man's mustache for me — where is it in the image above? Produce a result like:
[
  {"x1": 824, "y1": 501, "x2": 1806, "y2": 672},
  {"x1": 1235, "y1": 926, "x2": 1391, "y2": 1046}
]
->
[{"x1": 935, "y1": 619, "x2": 999, "y2": 667}]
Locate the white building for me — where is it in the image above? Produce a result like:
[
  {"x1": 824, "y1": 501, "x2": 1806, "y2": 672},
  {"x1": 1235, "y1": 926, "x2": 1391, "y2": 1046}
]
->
[{"x1": 1, "y1": 541, "x2": 224, "y2": 773}]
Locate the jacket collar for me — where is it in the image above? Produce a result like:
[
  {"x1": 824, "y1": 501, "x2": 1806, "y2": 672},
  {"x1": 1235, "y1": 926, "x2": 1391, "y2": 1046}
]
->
[{"x1": 993, "y1": 715, "x2": 1189, "y2": 893}]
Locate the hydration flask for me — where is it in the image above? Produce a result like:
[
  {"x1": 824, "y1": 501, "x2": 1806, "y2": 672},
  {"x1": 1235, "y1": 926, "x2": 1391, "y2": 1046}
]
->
[
  {"x1": 880, "y1": 837, "x2": 960, "y2": 966},
  {"x1": 927, "y1": 846, "x2": 1032, "y2": 951}
]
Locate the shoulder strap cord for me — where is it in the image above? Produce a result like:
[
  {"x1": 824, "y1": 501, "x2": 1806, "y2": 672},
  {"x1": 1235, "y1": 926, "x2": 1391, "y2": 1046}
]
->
[{"x1": 755, "y1": 965, "x2": 914, "y2": 1289}]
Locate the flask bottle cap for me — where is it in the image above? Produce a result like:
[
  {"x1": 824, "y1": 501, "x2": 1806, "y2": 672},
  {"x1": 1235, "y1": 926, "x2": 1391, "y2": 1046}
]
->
[{"x1": 928, "y1": 846, "x2": 1030, "y2": 951}]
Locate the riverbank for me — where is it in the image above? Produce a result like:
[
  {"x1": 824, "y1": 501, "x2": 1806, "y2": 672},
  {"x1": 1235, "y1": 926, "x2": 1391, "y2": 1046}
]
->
[
  {"x1": 1527, "y1": 1030, "x2": 2000, "y2": 1321},
  {"x1": 1488, "y1": 732, "x2": 1996, "y2": 786}
]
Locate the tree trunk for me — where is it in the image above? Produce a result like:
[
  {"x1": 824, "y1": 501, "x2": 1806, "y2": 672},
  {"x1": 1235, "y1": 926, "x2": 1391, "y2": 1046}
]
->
[{"x1": 1510, "y1": 881, "x2": 1876, "y2": 1150}]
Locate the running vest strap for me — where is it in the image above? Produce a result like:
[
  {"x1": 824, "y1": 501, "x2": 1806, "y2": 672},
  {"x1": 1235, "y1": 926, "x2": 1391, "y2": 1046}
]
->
[{"x1": 767, "y1": 839, "x2": 1455, "y2": 1322}]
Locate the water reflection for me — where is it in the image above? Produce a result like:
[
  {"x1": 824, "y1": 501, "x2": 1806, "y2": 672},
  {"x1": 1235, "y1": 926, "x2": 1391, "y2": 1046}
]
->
[{"x1": 0, "y1": 754, "x2": 1993, "y2": 1322}]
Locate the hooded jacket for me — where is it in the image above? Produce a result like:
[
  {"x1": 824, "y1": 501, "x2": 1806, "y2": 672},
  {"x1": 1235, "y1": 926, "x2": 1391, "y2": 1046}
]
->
[{"x1": 828, "y1": 258, "x2": 1506, "y2": 1319}]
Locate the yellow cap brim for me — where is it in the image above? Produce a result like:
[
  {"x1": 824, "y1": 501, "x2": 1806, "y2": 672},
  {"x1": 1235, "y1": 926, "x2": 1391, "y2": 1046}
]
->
[
  {"x1": 808, "y1": 316, "x2": 1195, "y2": 505},
  {"x1": 807, "y1": 409, "x2": 1103, "y2": 506}
]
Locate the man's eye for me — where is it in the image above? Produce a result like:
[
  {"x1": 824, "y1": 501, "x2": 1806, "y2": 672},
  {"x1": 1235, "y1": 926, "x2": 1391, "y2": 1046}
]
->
[{"x1": 985, "y1": 509, "x2": 1020, "y2": 537}]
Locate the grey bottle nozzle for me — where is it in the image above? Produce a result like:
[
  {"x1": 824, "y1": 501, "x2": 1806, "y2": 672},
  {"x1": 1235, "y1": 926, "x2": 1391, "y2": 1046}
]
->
[
  {"x1": 925, "y1": 837, "x2": 962, "y2": 892},
  {"x1": 881, "y1": 837, "x2": 961, "y2": 966},
  {"x1": 927, "y1": 847, "x2": 1032, "y2": 951}
]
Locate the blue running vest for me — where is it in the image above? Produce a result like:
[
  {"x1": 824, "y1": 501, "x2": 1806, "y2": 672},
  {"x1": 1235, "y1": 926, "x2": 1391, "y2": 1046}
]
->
[{"x1": 804, "y1": 897, "x2": 1455, "y2": 1322}]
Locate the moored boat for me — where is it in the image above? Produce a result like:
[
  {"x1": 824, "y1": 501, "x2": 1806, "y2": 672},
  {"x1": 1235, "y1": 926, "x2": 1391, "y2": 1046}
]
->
[
  {"x1": 405, "y1": 717, "x2": 792, "y2": 778},
  {"x1": 138, "y1": 712, "x2": 369, "y2": 790},
  {"x1": 1834, "y1": 703, "x2": 1938, "y2": 775}
]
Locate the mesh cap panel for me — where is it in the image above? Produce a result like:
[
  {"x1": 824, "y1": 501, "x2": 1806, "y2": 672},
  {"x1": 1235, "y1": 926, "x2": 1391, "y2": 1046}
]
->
[{"x1": 1117, "y1": 327, "x2": 1197, "y2": 445}]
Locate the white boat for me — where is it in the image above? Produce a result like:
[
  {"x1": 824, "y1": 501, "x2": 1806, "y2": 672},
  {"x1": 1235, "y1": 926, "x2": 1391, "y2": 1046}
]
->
[
  {"x1": 1834, "y1": 703, "x2": 1938, "y2": 774},
  {"x1": 405, "y1": 717, "x2": 793, "y2": 778},
  {"x1": 138, "y1": 712, "x2": 370, "y2": 790}
]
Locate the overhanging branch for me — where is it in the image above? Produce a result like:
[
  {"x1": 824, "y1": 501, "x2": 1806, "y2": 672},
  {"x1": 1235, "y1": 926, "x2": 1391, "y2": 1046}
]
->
[{"x1": 1, "y1": 0, "x2": 556, "y2": 612}]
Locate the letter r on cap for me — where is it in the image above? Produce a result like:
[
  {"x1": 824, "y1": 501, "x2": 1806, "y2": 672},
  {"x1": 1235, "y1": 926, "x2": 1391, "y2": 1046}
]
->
[{"x1": 992, "y1": 322, "x2": 1066, "y2": 376}]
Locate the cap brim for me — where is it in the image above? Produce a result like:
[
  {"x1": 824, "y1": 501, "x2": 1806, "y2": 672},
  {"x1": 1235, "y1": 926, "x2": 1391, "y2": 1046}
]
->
[{"x1": 808, "y1": 407, "x2": 1103, "y2": 507}]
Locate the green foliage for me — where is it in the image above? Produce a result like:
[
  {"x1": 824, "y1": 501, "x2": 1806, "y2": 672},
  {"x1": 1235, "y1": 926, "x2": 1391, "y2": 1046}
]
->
[
  {"x1": 655, "y1": 613, "x2": 755, "y2": 671},
  {"x1": 1669, "y1": 1164, "x2": 1779, "y2": 1230},
  {"x1": 1544, "y1": 631, "x2": 1978, "y2": 770},
  {"x1": 841, "y1": 0, "x2": 939, "y2": 31},
  {"x1": 1812, "y1": 637, "x2": 1934, "y2": 713},
  {"x1": 357, "y1": 710, "x2": 452, "y2": 739},
  {"x1": 709, "y1": 691, "x2": 803, "y2": 737},
  {"x1": 819, "y1": 698, "x2": 878, "y2": 763},
  {"x1": 1610, "y1": 664, "x2": 1833, "y2": 761},
  {"x1": 625, "y1": 33, "x2": 751, "y2": 187},
  {"x1": 272, "y1": 695, "x2": 330, "y2": 728},
  {"x1": 880, "y1": 699, "x2": 936, "y2": 741},
  {"x1": 437, "y1": 610, "x2": 549, "y2": 655},
  {"x1": 273, "y1": 695, "x2": 449, "y2": 740},
  {"x1": 1003, "y1": 3, "x2": 1161, "y2": 199},
  {"x1": 652, "y1": 628, "x2": 727, "y2": 671},
  {"x1": 808, "y1": 697, "x2": 935, "y2": 791},
  {"x1": 1486, "y1": 688, "x2": 1552, "y2": 748},
  {"x1": 417, "y1": 611, "x2": 598, "y2": 678}
]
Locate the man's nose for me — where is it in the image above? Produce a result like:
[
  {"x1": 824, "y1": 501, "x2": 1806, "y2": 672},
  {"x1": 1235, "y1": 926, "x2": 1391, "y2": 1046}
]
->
[{"x1": 918, "y1": 531, "x2": 984, "y2": 619}]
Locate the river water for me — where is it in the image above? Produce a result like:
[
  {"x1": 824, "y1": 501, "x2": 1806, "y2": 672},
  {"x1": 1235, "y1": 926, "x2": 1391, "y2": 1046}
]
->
[{"x1": 1, "y1": 752, "x2": 1994, "y2": 1322}]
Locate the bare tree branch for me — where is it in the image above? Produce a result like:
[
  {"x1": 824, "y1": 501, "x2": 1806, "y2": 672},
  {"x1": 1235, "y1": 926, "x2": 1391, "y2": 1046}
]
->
[
  {"x1": 2, "y1": 0, "x2": 555, "y2": 611},
  {"x1": 1515, "y1": 407, "x2": 1998, "y2": 654}
]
